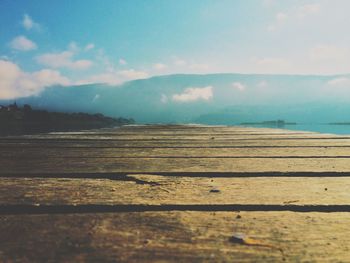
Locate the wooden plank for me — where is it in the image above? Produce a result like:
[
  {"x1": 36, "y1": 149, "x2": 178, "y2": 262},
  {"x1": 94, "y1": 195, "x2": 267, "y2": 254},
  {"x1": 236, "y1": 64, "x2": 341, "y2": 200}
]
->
[
  {"x1": 119, "y1": 125, "x2": 300, "y2": 131},
  {"x1": 1, "y1": 211, "x2": 350, "y2": 262},
  {"x1": 116, "y1": 125, "x2": 315, "y2": 133},
  {"x1": 3, "y1": 156, "x2": 350, "y2": 173},
  {"x1": 0, "y1": 176, "x2": 347, "y2": 206},
  {"x1": 11, "y1": 133, "x2": 344, "y2": 140},
  {"x1": 3, "y1": 138, "x2": 350, "y2": 148},
  {"x1": 0, "y1": 126, "x2": 332, "y2": 140},
  {"x1": 47, "y1": 131, "x2": 313, "y2": 135},
  {"x1": 4, "y1": 146, "x2": 350, "y2": 158},
  {"x1": 1, "y1": 127, "x2": 312, "y2": 136},
  {"x1": 47, "y1": 126, "x2": 313, "y2": 135}
]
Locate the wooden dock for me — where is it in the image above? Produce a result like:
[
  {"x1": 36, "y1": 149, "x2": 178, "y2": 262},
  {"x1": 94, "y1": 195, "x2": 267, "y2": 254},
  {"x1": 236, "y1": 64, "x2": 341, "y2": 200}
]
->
[{"x1": 1, "y1": 125, "x2": 350, "y2": 262}]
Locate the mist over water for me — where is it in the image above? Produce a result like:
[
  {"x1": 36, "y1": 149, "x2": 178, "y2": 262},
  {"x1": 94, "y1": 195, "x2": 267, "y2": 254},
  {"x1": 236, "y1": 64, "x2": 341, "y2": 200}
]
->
[{"x1": 237, "y1": 124, "x2": 350, "y2": 135}]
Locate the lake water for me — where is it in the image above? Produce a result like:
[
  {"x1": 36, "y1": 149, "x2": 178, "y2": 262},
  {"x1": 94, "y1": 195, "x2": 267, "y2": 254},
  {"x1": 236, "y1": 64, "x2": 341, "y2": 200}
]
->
[{"x1": 237, "y1": 124, "x2": 350, "y2": 135}]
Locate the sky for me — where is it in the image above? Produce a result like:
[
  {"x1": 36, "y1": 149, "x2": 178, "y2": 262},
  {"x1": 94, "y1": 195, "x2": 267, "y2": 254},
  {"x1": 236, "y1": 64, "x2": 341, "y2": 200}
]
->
[{"x1": 1, "y1": 0, "x2": 350, "y2": 99}]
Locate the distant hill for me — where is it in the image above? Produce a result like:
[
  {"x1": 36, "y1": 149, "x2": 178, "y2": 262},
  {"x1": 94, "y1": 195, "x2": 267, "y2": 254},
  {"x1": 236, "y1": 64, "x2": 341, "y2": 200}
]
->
[{"x1": 2, "y1": 73, "x2": 350, "y2": 124}]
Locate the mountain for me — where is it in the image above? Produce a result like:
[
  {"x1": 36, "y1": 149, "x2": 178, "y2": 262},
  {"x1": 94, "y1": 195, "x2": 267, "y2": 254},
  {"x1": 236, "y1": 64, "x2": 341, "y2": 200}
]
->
[{"x1": 2, "y1": 73, "x2": 350, "y2": 124}]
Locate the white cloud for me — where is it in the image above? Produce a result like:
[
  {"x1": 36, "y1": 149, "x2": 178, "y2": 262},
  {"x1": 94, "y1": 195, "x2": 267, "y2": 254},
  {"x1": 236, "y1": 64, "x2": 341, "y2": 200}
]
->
[
  {"x1": 77, "y1": 69, "x2": 149, "y2": 86},
  {"x1": 72, "y1": 60, "x2": 92, "y2": 70},
  {"x1": 119, "y1": 58, "x2": 127, "y2": 65},
  {"x1": 169, "y1": 57, "x2": 211, "y2": 73},
  {"x1": 189, "y1": 63, "x2": 210, "y2": 71},
  {"x1": 32, "y1": 69, "x2": 70, "y2": 87},
  {"x1": 267, "y1": 25, "x2": 276, "y2": 32},
  {"x1": 262, "y1": 0, "x2": 276, "y2": 7},
  {"x1": 254, "y1": 57, "x2": 291, "y2": 73},
  {"x1": 276, "y1": 12, "x2": 288, "y2": 22},
  {"x1": 36, "y1": 51, "x2": 93, "y2": 70},
  {"x1": 267, "y1": 11, "x2": 288, "y2": 31},
  {"x1": 77, "y1": 73, "x2": 119, "y2": 85},
  {"x1": 232, "y1": 82, "x2": 246, "y2": 91},
  {"x1": 118, "y1": 69, "x2": 149, "y2": 80},
  {"x1": 172, "y1": 86, "x2": 213, "y2": 103},
  {"x1": 22, "y1": 14, "x2": 40, "y2": 30},
  {"x1": 0, "y1": 60, "x2": 70, "y2": 99},
  {"x1": 10, "y1": 36, "x2": 37, "y2": 51},
  {"x1": 310, "y1": 45, "x2": 349, "y2": 61},
  {"x1": 327, "y1": 77, "x2": 350, "y2": 87},
  {"x1": 153, "y1": 63, "x2": 167, "y2": 70},
  {"x1": 172, "y1": 57, "x2": 187, "y2": 66},
  {"x1": 68, "y1": 41, "x2": 79, "y2": 52},
  {"x1": 257, "y1": 80, "x2": 268, "y2": 88},
  {"x1": 297, "y1": 4, "x2": 321, "y2": 18},
  {"x1": 268, "y1": 3, "x2": 321, "y2": 32},
  {"x1": 95, "y1": 49, "x2": 115, "y2": 72},
  {"x1": 75, "y1": 48, "x2": 147, "y2": 85},
  {"x1": 68, "y1": 41, "x2": 94, "y2": 52},
  {"x1": 160, "y1": 94, "x2": 168, "y2": 104},
  {"x1": 84, "y1": 43, "x2": 95, "y2": 51},
  {"x1": 256, "y1": 58, "x2": 283, "y2": 65}
]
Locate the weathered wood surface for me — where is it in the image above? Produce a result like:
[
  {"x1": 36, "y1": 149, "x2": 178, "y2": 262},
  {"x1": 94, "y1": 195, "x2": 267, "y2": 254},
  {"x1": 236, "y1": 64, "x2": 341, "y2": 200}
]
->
[
  {"x1": 1, "y1": 125, "x2": 350, "y2": 262},
  {"x1": 4, "y1": 146, "x2": 350, "y2": 158},
  {"x1": 5, "y1": 138, "x2": 350, "y2": 148},
  {"x1": 1, "y1": 130, "x2": 345, "y2": 140},
  {"x1": 12, "y1": 133, "x2": 344, "y2": 140},
  {"x1": 0, "y1": 175, "x2": 347, "y2": 206},
  {"x1": 1, "y1": 212, "x2": 350, "y2": 262},
  {"x1": 4, "y1": 156, "x2": 350, "y2": 174}
]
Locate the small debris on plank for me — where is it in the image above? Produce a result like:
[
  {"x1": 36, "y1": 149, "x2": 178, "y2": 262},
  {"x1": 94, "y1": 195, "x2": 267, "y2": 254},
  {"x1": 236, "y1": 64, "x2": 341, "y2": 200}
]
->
[
  {"x1": 283, "y1": 200, "x2": 299, "y2": 204},
  {"x1": 229, "y1": 233, "x2": 246, "y2": 244},
  {"x1": 209, "y1": 189, "x2": 220, "y2": 193},
  {"x1": 229, "y1": 233, "x2": 284, "y2": 253}
]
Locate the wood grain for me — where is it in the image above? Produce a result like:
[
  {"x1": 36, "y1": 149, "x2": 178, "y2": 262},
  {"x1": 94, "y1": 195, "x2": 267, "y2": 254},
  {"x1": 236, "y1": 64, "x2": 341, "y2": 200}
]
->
[
  {"x1": 1, "y1": 211, "x2": 350, "y2": 262},
  {"x1": 4, "y1": 138, "x2": 350, "y2": 148},
  {"x1": 3, "y1": 146, "x2": 350, "y2": 158},
  {"x1": 0, "y1": 175, "x2": 347, "y2": 206},
  {"x1": 2, "y1": 156, "x2": 350, "y2": 174}
]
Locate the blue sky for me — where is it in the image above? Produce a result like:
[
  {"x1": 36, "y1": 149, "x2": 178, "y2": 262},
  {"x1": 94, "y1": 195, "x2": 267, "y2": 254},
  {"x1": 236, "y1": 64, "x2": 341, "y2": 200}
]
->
[{"x1": 1, "y1": 0, "x2": 350, "y2": 99}]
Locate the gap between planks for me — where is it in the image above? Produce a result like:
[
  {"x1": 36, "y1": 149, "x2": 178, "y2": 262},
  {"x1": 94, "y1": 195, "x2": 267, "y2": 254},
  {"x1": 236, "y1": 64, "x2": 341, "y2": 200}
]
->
[{"x1": 2, "y1": 204, "x2": 350, "y2": 215}]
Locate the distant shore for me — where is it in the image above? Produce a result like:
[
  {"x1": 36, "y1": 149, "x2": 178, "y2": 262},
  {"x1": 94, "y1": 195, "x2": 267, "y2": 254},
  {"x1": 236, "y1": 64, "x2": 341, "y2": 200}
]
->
[
  {"x1": 240, "y1": 120, "x2": 297, "y2": 127},
  {"x1": 0, "y1": 103, "x2": 134, "y2": 136}
]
